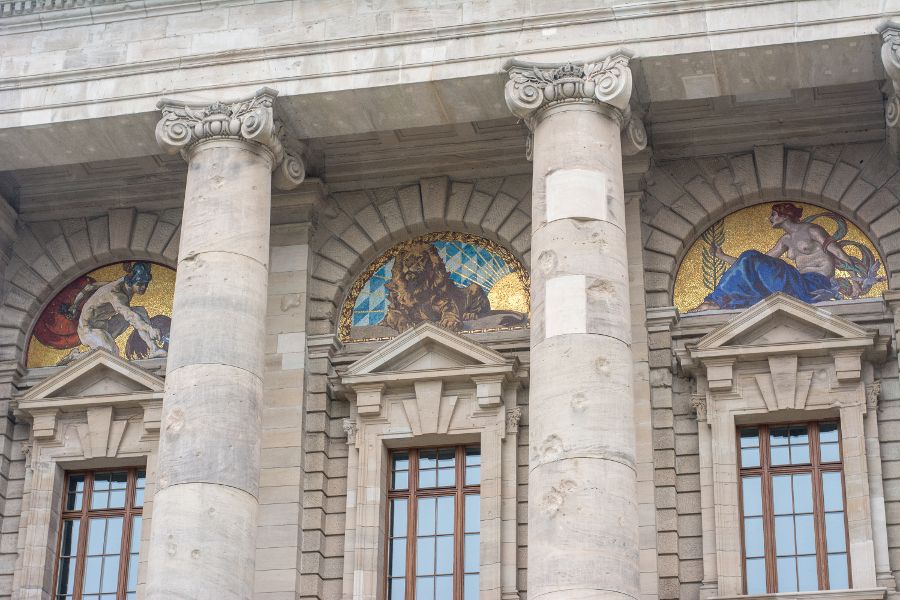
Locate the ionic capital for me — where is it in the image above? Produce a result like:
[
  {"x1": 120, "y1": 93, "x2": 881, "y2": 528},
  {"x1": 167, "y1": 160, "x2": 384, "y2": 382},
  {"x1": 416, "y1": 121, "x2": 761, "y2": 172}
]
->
[
  {"x1": 878, "y1": 22, "x2": 900, "y2": 159},
  {"x1": 504, "y1": 51, "x2": 634, "y2": 129},
  {"x1": 155, "y1": 87, "x2": 305, "y2": 190}
]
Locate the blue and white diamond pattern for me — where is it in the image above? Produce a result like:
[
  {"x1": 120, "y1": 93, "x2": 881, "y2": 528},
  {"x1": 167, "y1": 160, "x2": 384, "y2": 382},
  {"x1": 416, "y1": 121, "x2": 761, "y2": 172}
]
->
[{"x1": 351, "y1": 242, "x2": 513, "y2": 327}]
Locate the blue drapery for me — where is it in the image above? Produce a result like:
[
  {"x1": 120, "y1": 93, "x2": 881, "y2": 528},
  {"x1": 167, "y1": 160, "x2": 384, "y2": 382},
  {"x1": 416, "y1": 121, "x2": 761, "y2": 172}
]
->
[{"x1": 705, "y1": 250, "x2": 832, "y2": 309}]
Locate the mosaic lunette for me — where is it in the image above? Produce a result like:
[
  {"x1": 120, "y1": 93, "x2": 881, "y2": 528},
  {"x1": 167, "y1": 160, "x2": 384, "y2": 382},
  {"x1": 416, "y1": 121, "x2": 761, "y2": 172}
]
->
[
  {"x1": 674, "y1": 202, "x2": 887, "y2": 313},
  {"x1": 27, "y1": 261, "x2": 176, "y2": 368},
  {"x1": 341, "y1": 233, "x2": 529, "y2": 341}
]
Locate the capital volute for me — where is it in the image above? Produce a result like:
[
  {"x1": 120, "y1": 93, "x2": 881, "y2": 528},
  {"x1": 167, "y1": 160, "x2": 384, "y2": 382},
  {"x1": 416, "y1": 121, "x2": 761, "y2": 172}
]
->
[
  {"x1": 155, "y1": 87, "x2": 305, "y2": 190},
  {"x1": 879, "y1": 21, "x2": 900, "y2": 86},
  {"x1": 504, "y1": 51, "x2": 634, "y2": 128}
]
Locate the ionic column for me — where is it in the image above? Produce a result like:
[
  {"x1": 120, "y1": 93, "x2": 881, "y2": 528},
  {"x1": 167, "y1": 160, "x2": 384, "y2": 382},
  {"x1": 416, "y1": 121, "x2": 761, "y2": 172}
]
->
[
  {"x1": 505, "y1": 54, "x2": 645, "y2": 600},
  {"x1": 147, "y1": 88, "x2": 304, "y2": 600}
]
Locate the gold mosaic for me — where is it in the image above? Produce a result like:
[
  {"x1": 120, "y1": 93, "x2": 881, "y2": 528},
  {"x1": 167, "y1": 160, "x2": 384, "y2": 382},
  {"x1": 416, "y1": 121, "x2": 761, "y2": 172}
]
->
[
  {"x1": 27, "y1": 261, "x2": 176, "y2": 368},
  {"x1": 340, "y1": 232, "x2": 530, "y2": 342},
  {"x1": 674, "y1": 202, "x2": 887, "y2": 313}
]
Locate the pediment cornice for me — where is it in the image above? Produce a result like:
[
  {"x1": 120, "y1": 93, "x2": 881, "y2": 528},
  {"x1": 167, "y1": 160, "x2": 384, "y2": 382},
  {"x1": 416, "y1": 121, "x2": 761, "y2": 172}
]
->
[
  {"x1": 341, "y1": 322, "x2": 520, "y2": 417},
  {"x1": 16, "y1": 349, "x2": 164, "y2": 442}
]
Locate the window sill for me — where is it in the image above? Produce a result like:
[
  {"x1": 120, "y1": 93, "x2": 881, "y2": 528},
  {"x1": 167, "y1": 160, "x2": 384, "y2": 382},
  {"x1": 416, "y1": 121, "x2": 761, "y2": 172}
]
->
[{"x1": 712, "y1": 588, "x2": 887, "y2": 600}]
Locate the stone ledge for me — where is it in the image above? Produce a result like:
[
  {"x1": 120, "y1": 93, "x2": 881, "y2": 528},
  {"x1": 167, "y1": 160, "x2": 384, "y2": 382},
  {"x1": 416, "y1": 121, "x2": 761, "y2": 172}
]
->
[{"x1": 712, "y1": 588, "x2": 887, "y2": 600}]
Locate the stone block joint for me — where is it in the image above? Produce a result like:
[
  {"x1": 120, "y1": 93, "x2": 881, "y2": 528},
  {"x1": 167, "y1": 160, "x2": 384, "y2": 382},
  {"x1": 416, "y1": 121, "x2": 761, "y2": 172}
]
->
[{"x1": 156, "y1": 87, "x2": 305, "y2": 190}]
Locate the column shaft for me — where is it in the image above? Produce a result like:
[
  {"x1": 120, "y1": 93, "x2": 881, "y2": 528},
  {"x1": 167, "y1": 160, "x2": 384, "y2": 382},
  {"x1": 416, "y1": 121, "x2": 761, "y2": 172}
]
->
[
  {"x1": 527, "y1": 101, "x2": 638, "y2": 600},
  {"x1": 146, "y1": 138, "x2": 272, "y2": 600}
]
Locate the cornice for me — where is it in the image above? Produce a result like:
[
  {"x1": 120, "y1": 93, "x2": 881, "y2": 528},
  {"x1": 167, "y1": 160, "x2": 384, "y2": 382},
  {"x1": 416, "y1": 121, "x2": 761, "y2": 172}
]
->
[{"x1": 0, "y1": 1, "x2": 887, "y2": 109}]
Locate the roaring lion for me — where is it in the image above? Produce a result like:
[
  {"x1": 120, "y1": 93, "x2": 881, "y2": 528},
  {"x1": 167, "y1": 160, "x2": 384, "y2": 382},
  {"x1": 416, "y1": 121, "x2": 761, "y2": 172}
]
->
[{"x1": 381, "y1": 243, "x2": 491, "y2": 332}]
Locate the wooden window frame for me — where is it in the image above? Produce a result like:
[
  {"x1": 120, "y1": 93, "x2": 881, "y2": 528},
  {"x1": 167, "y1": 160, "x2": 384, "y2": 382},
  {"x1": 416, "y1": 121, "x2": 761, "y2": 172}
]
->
[
  {"x1": 738, "y1": 421, "x2": 852, "y2": 594},
  {"x1": 53, "y1": 468, "x2": 145, "y2": 600},
  {"x1": 385, "y1": 445, "x2": 480, "y2": 600}
]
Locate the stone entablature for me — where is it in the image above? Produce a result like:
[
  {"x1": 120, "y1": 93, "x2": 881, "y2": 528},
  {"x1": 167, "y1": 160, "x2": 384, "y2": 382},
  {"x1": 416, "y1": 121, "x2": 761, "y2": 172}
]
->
[
  {"x1": 337, "y1": 322, "x2": 523, "y2": 600},
  {"x1": 12, "y1": 349, "x2": 163, "y2": 599},
  {"x1": 677, "y1": 293, "x2": 892, "y2": 598}
]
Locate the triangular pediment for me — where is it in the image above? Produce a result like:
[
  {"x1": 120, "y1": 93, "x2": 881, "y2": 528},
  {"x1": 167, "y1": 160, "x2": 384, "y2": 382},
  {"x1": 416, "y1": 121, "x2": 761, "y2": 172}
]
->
[
  {"x1": 344, "y1": 322, "x2": 511, "y2": 379},
  {"x1": 22, "y1": 349, "x2": 164, "y2": 402},
  {"x1": 695, "y1": 293, "x2": 871, "y2": 352}
]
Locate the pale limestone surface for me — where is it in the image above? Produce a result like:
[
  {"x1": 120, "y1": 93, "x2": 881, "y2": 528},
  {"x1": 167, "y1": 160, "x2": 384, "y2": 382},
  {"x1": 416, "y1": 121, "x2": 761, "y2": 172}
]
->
[
  {"x1": 4, "y1": 3, "x2": 900, "y2": 600},
  {"x1": 505, "y1": 56, "x2": 640, "y2": 599}
]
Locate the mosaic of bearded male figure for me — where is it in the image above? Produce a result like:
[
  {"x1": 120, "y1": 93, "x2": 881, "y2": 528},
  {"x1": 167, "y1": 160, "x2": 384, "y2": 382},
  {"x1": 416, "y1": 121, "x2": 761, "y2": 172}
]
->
[{"x1": 341, "y1": 233, "x2": 530, "y2": 342}]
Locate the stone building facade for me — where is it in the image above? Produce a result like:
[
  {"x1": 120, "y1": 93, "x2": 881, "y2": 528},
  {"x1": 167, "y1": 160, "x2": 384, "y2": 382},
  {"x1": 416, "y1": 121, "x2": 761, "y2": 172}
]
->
[{"x1": 2, "y1": 2, "x2": 900, "y2": 600}]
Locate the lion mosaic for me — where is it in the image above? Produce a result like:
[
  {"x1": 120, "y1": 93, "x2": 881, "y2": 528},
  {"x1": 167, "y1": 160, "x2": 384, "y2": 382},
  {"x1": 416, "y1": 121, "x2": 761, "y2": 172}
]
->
[{"x1": 381, "y1": 243, "x2": 492, "y2": 332}]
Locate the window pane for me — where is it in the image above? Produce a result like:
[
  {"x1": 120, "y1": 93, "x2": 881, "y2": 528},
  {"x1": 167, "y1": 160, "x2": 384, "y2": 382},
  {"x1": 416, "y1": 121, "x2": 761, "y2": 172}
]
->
[
  {"x1": 392, "y1": 453, "x2": 409, "y2": 491},
  {"x1": 419, "y1": 470, "x2": 437, "y2": 489},
  {"x1": 740, "y1": 427, "x2": 759, "y2": 448},
  {"x1": 743, "y1": 516, "x2": 764, "y2": 557},
  {"x1": 795, "y1": 514, "x2": 816, "y2": 555},
  {"x1": 105, "y1": 517, "x2": 123, "y2": 554},
  {"x1": 437, "y1": 468, "x2": 455, "y2": 487},
  {"x1": 56, "y1": 557, "x2": 77, "y2": 595},
  {"x1": 771, "y1": 446, "x2": 790, "y2": 465},
  {"x1": 740, "y1": 447, "x2": 760, "y2": 468},
  {"x1": 388, "y1": 578, "x2": 405, "y2": 600},
  {"x1": 772, "y1": 475, "x2": 793, "y2": 515},
  {"x1": 93, "y1": 473, "x2": 111, "y2": 492},
  {"x1": 435, "y1": 497, "x2": 454, "y2": 535},
  {"x1": 418, "y1": 498, "x2": 435, "y2": 536},
  {"x1": 791, "y1": 443, "x2": 810, "y2": 465},
  {"x1": 464, "y1": 574, "x2": 479, "y2": 600},
  {"x1": 416, "y1": 577, "x2": 434, "y2": 600},
  {"x1": 777, "y1": 556, "x2": 798, "y2": 592},
  {"x1": 465, "y1": 494, "x2": 480, "y2": 533},
  {"x1": 134, "y1": 470, "x2": 146, "y2": 508},
  {"x1": 393, "y1": 471, "x2": 409, "y2": 491},
  {"x1": 390, "y1": 539, "x2": 407, "y2": 577},
  {"x1": 464, "y1": 534, "x2": 479, "y2": 571},
  {"x1": 419, "y1": 450, "x2": 437, "y2": 470},
  {"x1": 774, "y1": 515, "x2": 795, "y2": 556},
  {"x1": 828, "y1": 553, "x2": 849, "y2": 589},
  {"x1": 66, "y1": 474, "x2": 85, "y2": 511},
  {"x1": 746, "y1": 558, "x2": 766, "y2": 594},
  {"x1": 797, "y1": 555, "x2": 817, "y2": 592},
  {"x1": 434, "y1": 575, "x2": 452, "y2": 600},
  {"x1": 465, "y1": 465, "x2": 480, "y2": 486},
  {"x1": 820, "y1": 422, "x2": 839, "y2": 443},
  {"x1": 821, "y1": 442, "x2": 840, "y2": 463},
  {"x1": 770, "y1": 426, "x2": 790, "y2": 446},
  {"x1": 789, "y1": 425, "x2": 809, "y2": 445},
  {"x1": 393, "y1": 452, "x2": 409, "y2": 472},
  {"x1": 822, "y1": 472, "x2": 844, "y2": 512},
  {"x1": 60, "y1": 520, "x2": 80, "y2": 557},
  {"x1": 87, "y1": 520, "x2": 106, "y2": 555},
  {"x1": 91, "y1": 491, "x2": 109, "y2": 511},
  {"x1": 391, "y1": 499, "x2": 408, "y2": 537},
  {"x1": 437, "y1": 448, "x2": 455, "y2": 468},
  {"x1": 792, "y1": 474, "x2": 813, "y2": 514},
  {"x1": 465, "y1": 447, "x2": 481, "y2": 465},
  {"x1": 435, "y1": 536, "x2": 454, "y2": 575},
  {"x1": 742, "y1": 477, "x2": 762, "y2": 517},
  {"x1": 825, "y1": 512, "x2": 846, "y2": 552},
  {"x1": 100, "y1": 556, "x2": 119, "y2": 593},
  {"x1": 130, "y1": 516, "x2": 142, "y2": 554},
  {"x1": 127, "y1": 553, "x2": 139, "y2": 592},
  {"x1": 84, "y1": 556, "x2": 102, "y2": 593},
  {"x1": 416, "y1": 538, "x2": 435, "y2": 576}
]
